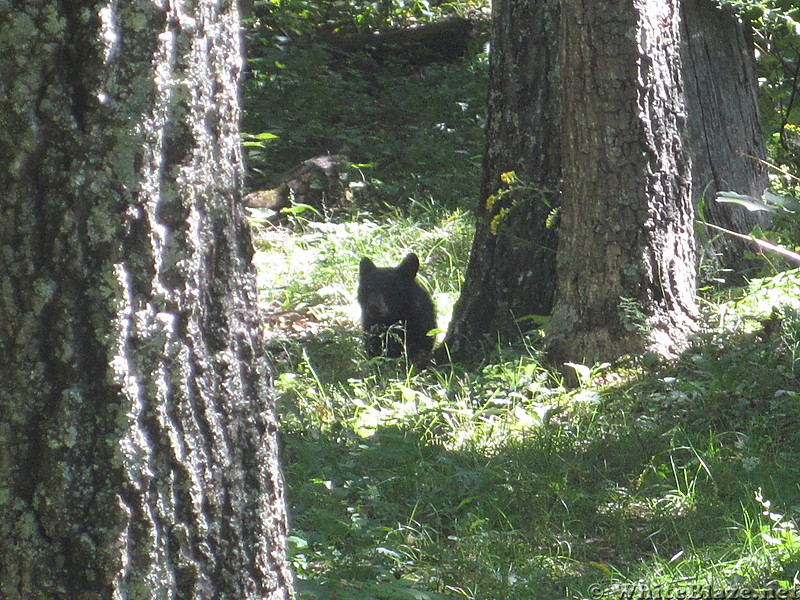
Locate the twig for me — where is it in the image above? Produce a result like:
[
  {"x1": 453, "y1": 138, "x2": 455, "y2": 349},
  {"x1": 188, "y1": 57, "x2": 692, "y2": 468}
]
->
[{"x1": 703, "y1": 221, "x2": 800, "y2": 263}]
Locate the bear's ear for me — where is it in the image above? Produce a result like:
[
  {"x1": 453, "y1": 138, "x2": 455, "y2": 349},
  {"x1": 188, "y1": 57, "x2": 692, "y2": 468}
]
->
[
  {"x1": 360, "y1": 257, "x2": 377, "y2": 277},
  {"x1": 397, "y1": 253, "x2": 420, "y2": 279}
]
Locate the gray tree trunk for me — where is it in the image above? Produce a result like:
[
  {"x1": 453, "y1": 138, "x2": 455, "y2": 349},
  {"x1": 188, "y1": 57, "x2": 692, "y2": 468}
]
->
[
  {"x1": 0, "y1": 3, "x2": 294, "y2": 599},
  {"x1": 547, "y1": 0, "x2": 697, "y2": 364},
  {"x1": 681, "y1": 0, "x2": 770, "y2": 271}
]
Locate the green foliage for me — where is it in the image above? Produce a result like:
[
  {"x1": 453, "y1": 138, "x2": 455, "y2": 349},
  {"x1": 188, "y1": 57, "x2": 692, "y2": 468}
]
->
[
  {"x1": 249, "y1": 0, "x2": 483, "y2": 35},
  {"x1": 241, "y1": 2, "x2": 488, "y2": 210},
  {"x1": 720, "y1": 0, "x2": 800, "y2": 25}
]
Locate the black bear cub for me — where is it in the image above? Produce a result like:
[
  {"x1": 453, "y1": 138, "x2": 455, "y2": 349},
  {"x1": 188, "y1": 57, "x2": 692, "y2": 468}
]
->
[{"x1": 357, "y1": 253, "x2": 436, "y2": 364}]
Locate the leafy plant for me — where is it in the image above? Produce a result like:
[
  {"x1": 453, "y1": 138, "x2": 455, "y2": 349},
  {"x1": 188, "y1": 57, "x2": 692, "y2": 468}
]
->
[
  {"x1": 711, "y1": 188, "x2": 800, "y2": 265},
  {"x1": 720, "y1": 1, "x2": 800, "y2": 190}
]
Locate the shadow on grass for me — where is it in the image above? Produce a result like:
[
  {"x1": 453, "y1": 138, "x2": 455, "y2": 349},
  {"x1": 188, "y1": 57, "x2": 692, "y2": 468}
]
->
[{"x1": 269, "y1": 307, "x2": 800, "y2": 599}]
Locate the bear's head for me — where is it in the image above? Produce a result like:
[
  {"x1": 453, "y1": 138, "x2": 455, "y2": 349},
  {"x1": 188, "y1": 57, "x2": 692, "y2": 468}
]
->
[{"x1": 358, "y1": 253, "x2": 420, "y2": 324}]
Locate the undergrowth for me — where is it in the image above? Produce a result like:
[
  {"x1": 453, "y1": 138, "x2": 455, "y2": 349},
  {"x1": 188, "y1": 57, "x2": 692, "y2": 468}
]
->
[
  {"x1": 242, "y1": 23, "x2": 488, "y2": 208},
  {"x1": 251, "y1": 210, "x2": 800, "y2": 600}
]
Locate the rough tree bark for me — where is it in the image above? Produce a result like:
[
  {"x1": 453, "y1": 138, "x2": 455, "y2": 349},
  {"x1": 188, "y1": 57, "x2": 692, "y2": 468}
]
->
[
  {"x1": 0, "y1": 2, "x2": 294, "y2": 599},
  {"x1": 680, "y1": 0, "x2": 770, "y2": 270},
  {"x1": 547, "y1": 0, "x2": 697, "y2": 364},
  {"x1": 443, "y1": 0, "x2": 560, "y2": 359},
  {"x1": 444, "y1": 0, "x2": 766, "y2": 361}
]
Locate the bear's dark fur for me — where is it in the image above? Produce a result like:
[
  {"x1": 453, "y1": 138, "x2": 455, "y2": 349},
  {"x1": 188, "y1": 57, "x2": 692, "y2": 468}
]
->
[{"x1": 357, "y1": 253, "x2": 436, "y2": 363}]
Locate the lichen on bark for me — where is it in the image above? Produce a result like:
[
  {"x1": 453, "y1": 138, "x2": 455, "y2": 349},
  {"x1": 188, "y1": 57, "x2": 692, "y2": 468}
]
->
[{"x1": 0, "y1": 2, "x2": 294, "y2": 598}]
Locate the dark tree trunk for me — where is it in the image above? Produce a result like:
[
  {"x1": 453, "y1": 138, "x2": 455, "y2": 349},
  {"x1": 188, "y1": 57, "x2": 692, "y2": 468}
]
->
[
  {"x1": 0, "y1": 3, "x2": 294, "y2": 599},
  {"x1": 547, "y1": 0, "x2": 697, "y2": 364},
  {"x1": 444, "y1": 0, "x2": 766, "y2": 362},
  {"x1": 443, "y1": 0, "x2": 560, "y2": 359},
  {"x1": 680, "y1": 0, "x2": 770, "y2": 271}
]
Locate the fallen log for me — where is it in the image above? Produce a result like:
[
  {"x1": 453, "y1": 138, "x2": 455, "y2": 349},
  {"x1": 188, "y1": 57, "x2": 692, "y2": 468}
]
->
[
  {"x1": 245, "y1": 154, "x2": 350, "y2": 212},
  {"x1": 320, "y1": 17, "x2": 475, "y2": 66}
]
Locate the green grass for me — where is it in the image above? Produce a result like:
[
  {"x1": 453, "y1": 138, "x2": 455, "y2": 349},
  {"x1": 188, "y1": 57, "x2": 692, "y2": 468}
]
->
[{"x1": 253, "y1": 208, "x2": 800, "y2": 599}]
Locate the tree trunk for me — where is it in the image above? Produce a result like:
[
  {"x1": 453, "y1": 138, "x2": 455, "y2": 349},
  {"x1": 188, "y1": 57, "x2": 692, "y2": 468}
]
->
[
  {"x1": 443, "y1": 0, "x2": 560, "y2": 359},
  {"x1": 680, "y1": 0, "x2": 770, "y2": 271},
  {"x1": 547, "y1": 0, "x2": 697, "y2": 364},
  {"x1": 444, "y1": 0, "x2": 766, "y2": 361},
  {"x1": 0, "y1": 3, "x2": 294, "y2": 599}
]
